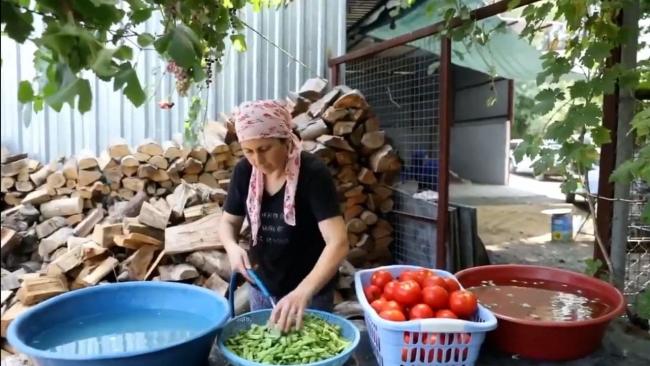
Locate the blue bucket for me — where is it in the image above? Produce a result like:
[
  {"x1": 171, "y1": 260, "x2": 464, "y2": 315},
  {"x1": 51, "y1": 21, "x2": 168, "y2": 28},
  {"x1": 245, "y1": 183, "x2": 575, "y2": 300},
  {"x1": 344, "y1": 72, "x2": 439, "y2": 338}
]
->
[{"x1": 6, "y1": 281, "x2": 231, "y2": 366}]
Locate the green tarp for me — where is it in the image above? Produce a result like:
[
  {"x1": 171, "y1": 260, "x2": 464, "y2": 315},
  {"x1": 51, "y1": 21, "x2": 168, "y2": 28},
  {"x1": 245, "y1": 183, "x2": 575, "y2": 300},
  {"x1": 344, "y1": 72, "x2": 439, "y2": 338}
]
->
[{"x1": 367, "y1": 0, "x2": 576, "y2": 82}]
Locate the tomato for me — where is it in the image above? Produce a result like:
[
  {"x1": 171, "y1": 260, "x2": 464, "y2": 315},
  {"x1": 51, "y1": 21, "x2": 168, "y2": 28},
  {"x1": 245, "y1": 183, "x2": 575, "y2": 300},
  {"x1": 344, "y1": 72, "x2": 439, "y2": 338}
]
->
[
  {"x1": 421, "y1": 285, "x2": 449, "y2": 309},
  {"x1": 379, "y1": 309, "x2": 406, "y2": 322},
  {"x1": 416, "y1": 268, "x2": 434, "y2": 279},
  {"x1": 422, "y1": 275, "x2": 446, "y2": 289},
  {"x1": 454, "y1": 333, "x2": 472, "y2": 361},
  {"x1": 393, "y1": 280, "x2": 422, "y2": 306},
  {"x1": 419, "y1": 334, "x2": 448, "y2": 363},
  {"x1": 403, "y1": 331, "x2": 420, "y2": 344},
  {"x1": 370, "y1": 299, "x2": 386, "y2": 313},
  {"x1": 448, "y1": 290, "x2": 478, "y2": 318},
  {"x1": 383, "y1": 280, "x2": 399, "y2": 301},
  {"x1": 398, "y1": 270, "x2": 421, "y2": 284},
  {"x1": 409, "y1": 304, "x2": 434, "y2": 320},
  {"x1": 383, "y1": 300, "x2": 404, "y2": 312},
  {"x1": 371, "y1": 270, "x2": 393, "y2": 289},
  {"x1": 363, "y1": 285, "x2": 382, "y2": 303},
  {"x1": 443, "y1": 277, "x2": 462, "y2": 293},
  {"x1": 435, "y1": 309, "x2": 459, "y2": 319},
  {"x1": 401, "y1": 347, "x2": 417, "y2": 362}
]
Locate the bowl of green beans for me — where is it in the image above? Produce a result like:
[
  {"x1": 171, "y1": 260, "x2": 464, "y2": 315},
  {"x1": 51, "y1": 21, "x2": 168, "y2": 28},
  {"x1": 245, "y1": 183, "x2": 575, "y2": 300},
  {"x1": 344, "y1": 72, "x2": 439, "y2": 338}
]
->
[{"x1": 217, "y1": 310, "x2": 361, "y2": 366}]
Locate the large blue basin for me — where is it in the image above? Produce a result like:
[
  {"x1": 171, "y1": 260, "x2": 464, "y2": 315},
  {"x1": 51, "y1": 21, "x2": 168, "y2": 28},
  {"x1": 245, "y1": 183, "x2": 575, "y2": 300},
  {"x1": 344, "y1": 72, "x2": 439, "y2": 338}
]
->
[{"x1": 7, "y1": 281, "x2": 231, "y2": 366}]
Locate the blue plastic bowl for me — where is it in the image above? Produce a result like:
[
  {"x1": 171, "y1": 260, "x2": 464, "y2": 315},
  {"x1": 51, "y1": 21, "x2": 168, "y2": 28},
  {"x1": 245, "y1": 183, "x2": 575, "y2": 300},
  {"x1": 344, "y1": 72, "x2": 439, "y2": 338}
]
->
[
  {"x1": 7, "y1": 281, "x2": 231, "y2": 366},
  {"x1": 217, "y1": 309, "x2": 361, "y2": 366}
]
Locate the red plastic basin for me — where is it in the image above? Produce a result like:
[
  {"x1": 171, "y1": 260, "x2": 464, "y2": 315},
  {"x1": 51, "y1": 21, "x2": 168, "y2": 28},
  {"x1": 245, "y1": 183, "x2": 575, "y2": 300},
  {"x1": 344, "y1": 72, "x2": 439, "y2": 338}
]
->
[{"x1": 455, "y1": 264, "x2": 626, "y2": 361}]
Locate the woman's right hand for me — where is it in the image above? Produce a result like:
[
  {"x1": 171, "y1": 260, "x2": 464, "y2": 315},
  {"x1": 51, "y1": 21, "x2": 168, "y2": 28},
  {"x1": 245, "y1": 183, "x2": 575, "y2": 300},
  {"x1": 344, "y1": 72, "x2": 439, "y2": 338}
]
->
[{"x1": 225, "y1": 243, "x2": 254, "y2": 282}]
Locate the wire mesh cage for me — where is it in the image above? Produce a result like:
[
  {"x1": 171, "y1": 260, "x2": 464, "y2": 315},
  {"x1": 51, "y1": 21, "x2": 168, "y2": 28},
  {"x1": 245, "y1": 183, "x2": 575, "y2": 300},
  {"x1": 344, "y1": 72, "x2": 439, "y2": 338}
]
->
[
  {"x1": 339, "y1": 36, "x2": 444, "y2": 269},
  {"x1": 625, "y1": 176, "x2": 649, "y2": 313}
]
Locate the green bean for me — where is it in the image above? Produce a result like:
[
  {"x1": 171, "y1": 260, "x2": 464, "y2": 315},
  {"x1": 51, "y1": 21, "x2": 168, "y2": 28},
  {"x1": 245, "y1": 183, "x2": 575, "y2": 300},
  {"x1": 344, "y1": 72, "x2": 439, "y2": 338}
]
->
[{"x1": 225, "y1": 314, "x2": 352, "y2": 365}]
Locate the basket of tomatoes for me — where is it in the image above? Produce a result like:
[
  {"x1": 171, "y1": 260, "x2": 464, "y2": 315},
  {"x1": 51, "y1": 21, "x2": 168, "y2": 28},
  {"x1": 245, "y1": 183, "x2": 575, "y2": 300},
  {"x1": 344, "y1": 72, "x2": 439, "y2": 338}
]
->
[{"x1": 355, "y1": 265, "x2": 498, "y2": 366}]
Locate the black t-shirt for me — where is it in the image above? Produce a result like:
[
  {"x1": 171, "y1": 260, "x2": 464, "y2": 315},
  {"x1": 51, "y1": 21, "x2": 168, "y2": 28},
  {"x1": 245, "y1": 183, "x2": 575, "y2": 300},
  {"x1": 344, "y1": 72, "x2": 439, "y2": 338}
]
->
[{"x1": 223, "y1": 151, "x2": 342, "y2": 298}]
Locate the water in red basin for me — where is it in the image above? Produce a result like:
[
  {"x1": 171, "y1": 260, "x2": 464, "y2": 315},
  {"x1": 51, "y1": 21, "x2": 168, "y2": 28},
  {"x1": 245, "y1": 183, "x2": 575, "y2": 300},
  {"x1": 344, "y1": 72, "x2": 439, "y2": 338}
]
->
[
  {"x1": 467, "y1": 279, "x2": 611, "y2": 322},
  {"x1": 455, "y1": 265, "x2": 625, "y2": 362}
]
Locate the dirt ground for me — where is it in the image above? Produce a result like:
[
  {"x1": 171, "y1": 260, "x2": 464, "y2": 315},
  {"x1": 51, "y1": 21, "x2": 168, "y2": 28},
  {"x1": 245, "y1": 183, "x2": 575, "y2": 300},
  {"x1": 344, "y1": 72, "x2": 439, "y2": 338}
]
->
[
  {"x1": 451, "y1": 174, "x2": 596, "y2": 273},
  {"x1": 477, "y1": 202, "x2": 595, "y2": 272}
]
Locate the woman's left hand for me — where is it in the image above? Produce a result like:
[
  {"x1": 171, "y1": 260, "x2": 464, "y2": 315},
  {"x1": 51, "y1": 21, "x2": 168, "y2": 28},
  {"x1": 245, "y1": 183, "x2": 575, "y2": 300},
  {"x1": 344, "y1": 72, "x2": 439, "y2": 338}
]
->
[{"x1": 270, "y1": 286, "x2": 312, "y2": 332}]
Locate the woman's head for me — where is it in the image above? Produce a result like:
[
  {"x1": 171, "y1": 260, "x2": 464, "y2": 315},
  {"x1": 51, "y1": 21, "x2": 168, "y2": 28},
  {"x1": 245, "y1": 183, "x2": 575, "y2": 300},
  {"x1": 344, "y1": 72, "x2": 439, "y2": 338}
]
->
[{"x1": 234, "y1": 100, "x2": 298, "y2": 175}]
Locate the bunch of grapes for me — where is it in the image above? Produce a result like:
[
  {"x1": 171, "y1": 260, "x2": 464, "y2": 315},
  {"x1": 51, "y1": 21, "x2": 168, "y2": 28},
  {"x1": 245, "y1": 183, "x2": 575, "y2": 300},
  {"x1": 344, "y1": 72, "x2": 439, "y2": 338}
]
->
[
  {"x1": 204, "y1": 56, "x2": 214, "y2": 87},
  {"x1": 229, "y1": 8, "x2": 238, "y2": 33},
  {"x1": 166, "y1": 60, "x2": 191, "y2": 96}
]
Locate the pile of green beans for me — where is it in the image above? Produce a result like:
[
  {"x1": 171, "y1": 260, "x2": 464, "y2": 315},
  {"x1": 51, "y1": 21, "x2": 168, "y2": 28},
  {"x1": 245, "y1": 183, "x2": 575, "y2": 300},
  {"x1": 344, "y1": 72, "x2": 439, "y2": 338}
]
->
[{"x1": 225, "y1": 314, "x2": 352, "y2": 365}]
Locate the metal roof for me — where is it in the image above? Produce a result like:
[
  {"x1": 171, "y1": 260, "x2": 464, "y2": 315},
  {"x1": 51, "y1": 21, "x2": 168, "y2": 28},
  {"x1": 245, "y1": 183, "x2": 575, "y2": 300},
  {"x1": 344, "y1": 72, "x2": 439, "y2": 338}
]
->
[{"x1": 347, "y1": 0, "x2": 386, "y2": 30}]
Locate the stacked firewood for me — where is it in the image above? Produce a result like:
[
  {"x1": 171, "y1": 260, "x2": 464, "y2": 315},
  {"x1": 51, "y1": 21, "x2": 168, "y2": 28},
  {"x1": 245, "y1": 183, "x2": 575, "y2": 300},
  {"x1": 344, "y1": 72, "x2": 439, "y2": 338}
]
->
[{"x1": 0, "y1": 79, "x2": 399, "y2": 358}]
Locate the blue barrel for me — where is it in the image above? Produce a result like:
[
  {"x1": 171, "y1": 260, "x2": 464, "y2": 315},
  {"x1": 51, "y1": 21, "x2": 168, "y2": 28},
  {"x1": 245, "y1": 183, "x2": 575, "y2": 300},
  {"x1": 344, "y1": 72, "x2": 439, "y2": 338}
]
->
[{"x1": 546, "y1": 208, "x2": 574, "y2": 243}]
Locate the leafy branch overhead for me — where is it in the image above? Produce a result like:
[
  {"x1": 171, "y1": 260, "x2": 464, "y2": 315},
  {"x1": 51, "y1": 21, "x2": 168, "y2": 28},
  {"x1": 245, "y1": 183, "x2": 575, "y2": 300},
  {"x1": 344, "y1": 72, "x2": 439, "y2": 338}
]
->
[
  {"x1": 436, "y1": 0, "x2": 649, "y2": 221},
  {"x1": 1, "y1": 0, "x2": 295, "y2": 115}
]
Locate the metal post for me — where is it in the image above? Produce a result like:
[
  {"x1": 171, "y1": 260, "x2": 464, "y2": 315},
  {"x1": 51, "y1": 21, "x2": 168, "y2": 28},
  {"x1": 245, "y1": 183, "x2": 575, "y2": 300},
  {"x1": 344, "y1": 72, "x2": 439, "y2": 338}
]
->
[
  {"x1": 436, "y1": 36, "x2": 452, "y2": 270},
  {"x1": 611, "y1": 1, "x2": 639, "y2": 290}
]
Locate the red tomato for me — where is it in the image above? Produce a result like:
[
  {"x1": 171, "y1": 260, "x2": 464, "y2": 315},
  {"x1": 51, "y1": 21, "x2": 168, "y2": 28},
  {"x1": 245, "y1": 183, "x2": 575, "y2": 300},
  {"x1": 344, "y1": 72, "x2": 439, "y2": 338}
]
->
[
  {"x1": 363, "y1": 285, "x2": 382, "y2": 303},
  {"x1": 370, "y1": 299, "x2": 386, "y2": 313},
  {"x1": 408, "y1": 304, "x2": 434, "y2": 320},
  {"x1": 421, "y1": 285, "x2": 449, "y2": 309},
  {"x1": 383, "y1": 280, "x2": 399, "y2": 301},
  {"x1": 399, "y1": 270, "x2": 421, "y2": 284},
  {"x1": 379, "y1": 295, "x2": 388, "y2": 301},
  {"x1": 403, "y1": 331, "x2": 420, "y2": 344},
  {"x1": 449, "y1": 290, "x2": 478, "y2": 318},
  {"x1": 443, "y1": 277, "x2": 462, "y2": 293},
  {"x1": 379, "y1": 309, "x2": 406, "y2": 322},
  {"x1": 416, "y1": 268, "x2": 434, "y2": 279},
  {"x1": 436, "y1": 309, "x2": 459, "y2": 319},
  {"x1": 419, "y1": 334, "x2": 448, "y2": 363},
  {"x1": 454, "y1": 333, "x2": 472, "y2": 361},
  {"x1": 401, "y1": 347, "x2": 417, "y2": 362},
  {"x1": 383, "y1": 300, "x2": 404, "y2": 313},
  {"x1": 371, "y1": 270, "x2": 393, "y2": 289},
  {"x1": 394, "y1": 280, "x2": 422, "y2": 306},
  {"x1": 422, "y1": 275, "x2": 447, "y2": 289}
]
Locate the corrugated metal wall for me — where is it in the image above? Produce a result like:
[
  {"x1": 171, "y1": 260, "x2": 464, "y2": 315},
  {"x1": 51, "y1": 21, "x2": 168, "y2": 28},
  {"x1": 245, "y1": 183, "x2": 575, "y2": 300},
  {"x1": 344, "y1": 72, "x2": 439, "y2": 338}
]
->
[{"x1": 0, "y1": 0, "x2": 346, "y2": 163}]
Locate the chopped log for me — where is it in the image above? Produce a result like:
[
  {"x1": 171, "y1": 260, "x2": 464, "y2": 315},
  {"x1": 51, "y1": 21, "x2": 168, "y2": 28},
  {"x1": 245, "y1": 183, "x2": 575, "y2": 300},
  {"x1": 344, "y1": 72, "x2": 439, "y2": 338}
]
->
[
  {"x1": 137, "y1": 139, "x2": 164, "y2": 157},
  {"x1": 108, "y1": 138, "x2": 130, "y2": 160},
  {"x1": 164, "y1": 212, "x2": 223, "y2": 254},
  {"x1": 137, "y1": 201, "x2": 169, "y2": 230},
  {"x1": 158, "y1": 263, "x2": 199, "y2": 281},
  {"x1": 39, "y1": 197, "x2": 83, "y2": 218}
]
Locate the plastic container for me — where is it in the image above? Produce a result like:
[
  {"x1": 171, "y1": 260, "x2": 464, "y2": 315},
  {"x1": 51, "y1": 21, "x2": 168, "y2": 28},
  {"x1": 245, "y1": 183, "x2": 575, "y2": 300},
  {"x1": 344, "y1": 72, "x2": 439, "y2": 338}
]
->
[
  {"x1": 216, "y1": 272, "x2": 361, "y2": 366},
  {"x1": 455, "y1": 264, "x2": 626, "y2": 361},
  {"x1": 544, "y1": 208, "x2": 574, "y2": 243},
  {"x1": 6, "y1": 281, "x2": 231, "y2": 366},
  {"x1": 355, "y1": 265, "x2": 498, "y2": 366}
]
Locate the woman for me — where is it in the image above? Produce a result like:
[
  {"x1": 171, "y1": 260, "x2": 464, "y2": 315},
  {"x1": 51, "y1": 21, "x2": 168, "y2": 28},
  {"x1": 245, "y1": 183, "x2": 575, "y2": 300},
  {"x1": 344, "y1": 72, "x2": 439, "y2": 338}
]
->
[{"x1": 219, "y1": 100, "x2": 349, "y2": 332}]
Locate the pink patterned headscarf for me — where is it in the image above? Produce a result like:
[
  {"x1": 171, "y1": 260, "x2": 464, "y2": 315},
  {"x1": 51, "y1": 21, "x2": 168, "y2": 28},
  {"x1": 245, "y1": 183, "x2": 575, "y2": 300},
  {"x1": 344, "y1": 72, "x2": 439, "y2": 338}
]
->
[{"x1": 234, "y1": 100, "x2": 302, "y2": 246}]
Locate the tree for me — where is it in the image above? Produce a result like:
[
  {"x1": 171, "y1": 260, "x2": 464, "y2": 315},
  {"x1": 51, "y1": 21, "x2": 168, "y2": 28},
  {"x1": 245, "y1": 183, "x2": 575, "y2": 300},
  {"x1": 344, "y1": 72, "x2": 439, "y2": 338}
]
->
[
  {"x1": 437, "y1": 0, "x2": 648, "y2": 320},
  {"x1": 0, "y1": 0, "x2": 295, "y2": 143}
]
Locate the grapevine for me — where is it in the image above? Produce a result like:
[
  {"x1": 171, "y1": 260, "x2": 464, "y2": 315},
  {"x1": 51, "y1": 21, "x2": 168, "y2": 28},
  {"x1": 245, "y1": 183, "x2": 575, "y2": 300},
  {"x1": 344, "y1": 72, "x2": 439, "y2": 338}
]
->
[{"x1": 166, "y1": 61, "x2": 191, "y2": 97}]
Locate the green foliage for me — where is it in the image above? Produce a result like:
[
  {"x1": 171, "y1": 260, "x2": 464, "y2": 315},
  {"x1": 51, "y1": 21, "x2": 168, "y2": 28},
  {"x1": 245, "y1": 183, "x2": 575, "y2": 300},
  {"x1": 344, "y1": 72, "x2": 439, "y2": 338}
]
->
[
  {"x1": 0, "y1": 0, "x2": 295, "y2": 131},
  {"x1": 431, "y1": 0, "x2": 649, "y2": 319}
]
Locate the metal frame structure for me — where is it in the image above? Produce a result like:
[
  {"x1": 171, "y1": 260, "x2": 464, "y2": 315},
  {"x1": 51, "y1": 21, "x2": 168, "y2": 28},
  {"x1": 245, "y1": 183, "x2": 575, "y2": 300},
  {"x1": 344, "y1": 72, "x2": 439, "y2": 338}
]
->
[
  {"x1": 328, "y1": 0, "x2": 547, "y2": 270},
  {"x1": 329, "y1": 0, "x2": 638, "y2": 296}
]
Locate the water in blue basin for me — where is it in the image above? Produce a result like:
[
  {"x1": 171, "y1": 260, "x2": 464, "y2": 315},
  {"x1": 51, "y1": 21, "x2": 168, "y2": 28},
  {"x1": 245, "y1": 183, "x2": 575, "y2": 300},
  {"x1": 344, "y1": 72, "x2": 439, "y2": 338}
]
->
[{"x1": 27, "y1": 308, "x2": 213, "y2": 356}]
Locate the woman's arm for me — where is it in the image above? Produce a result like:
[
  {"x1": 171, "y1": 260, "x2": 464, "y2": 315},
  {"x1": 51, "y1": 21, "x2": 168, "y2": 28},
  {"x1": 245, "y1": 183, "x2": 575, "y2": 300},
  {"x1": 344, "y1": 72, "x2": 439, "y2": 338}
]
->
[
  {"x1": 219, "y1": 213, "x2": 245, "y2": 252},
  {"x1": 298, "y1": 216, "x2": 349, "y2": 296},
  {"x1": 296, "y1": 164, "x2": 349, "y2": 296}
]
